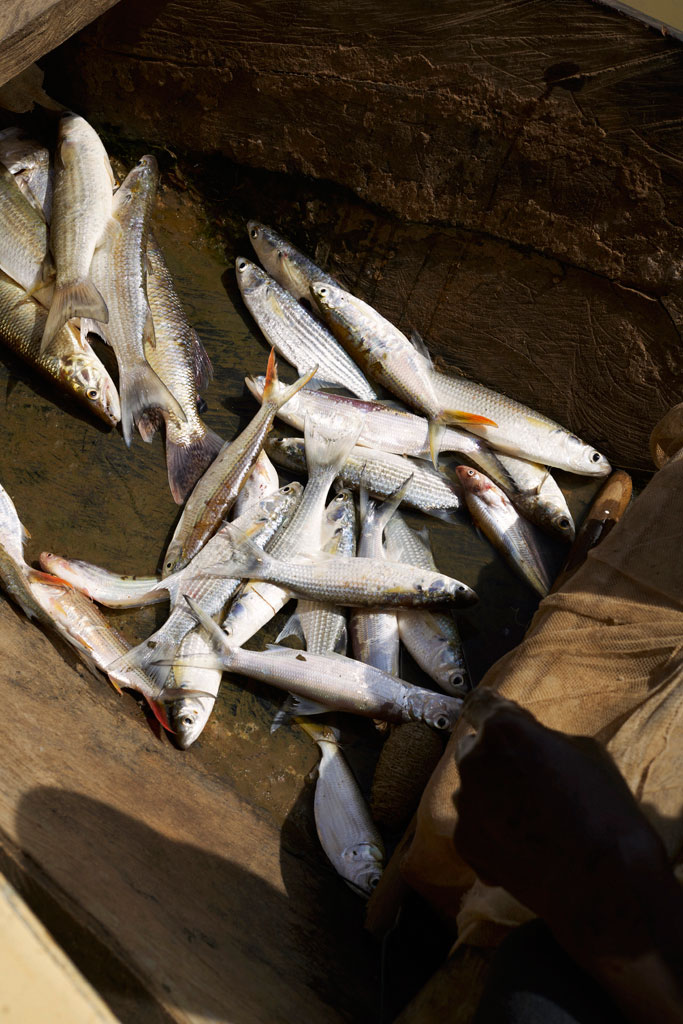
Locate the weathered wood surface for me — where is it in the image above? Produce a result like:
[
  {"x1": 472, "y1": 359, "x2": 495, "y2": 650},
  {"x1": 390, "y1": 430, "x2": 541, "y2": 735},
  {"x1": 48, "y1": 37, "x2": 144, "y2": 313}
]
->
[
  {"x1": 43, "y1": 0, "x2": 683, "y2": 470},
  {"x1": 0, "y1": 872, "x2": 117, "y2": 1022},
  {"x1": 0, "y1": 1, "x2": 120, "y2": 89}
]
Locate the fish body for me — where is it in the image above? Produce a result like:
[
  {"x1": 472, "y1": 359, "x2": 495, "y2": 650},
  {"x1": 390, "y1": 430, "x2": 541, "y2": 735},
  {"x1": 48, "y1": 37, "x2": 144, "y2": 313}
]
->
[
  {"x1": 247, "y1": 221, "x2": 339, "y2": 302},
  {"x1": 162, "y1": 354, "x2": 314, "y2": 576},
  {"x1": 349, "y1": 485, "x2": 409, "y2": 677},
  {"x1": 142, "y1": 233, "x2": 222, "y2": 503},
  {"x1": 385, "y1": 512, "x2": 469, "y2": 695},
  {"x1": 432, "y1": 370, "x2": 611, "y2": 476},
  {"x1": 267, "y1": 436, "x2": 462, "y2": 523},
  {"x1": 0, "y1": 163, "x2": 51, "y2": 298},
  {"x1": 41, "y1": 113, "x2": 114, "y2": 351},
  {"x1": 237, "y1": 258, "x2": 376, "y2": 399},
  {"x1": 38, "y1": 554, "x2": 164, "y2": 607},
  {"x1": 215, "y1": 520, "x2": 478, "y2": 608},
  {"x1": 311, "y1": 283, "x2": 495, "y2": 460},
  {"x1": 0, "y1": 129, "x2": 52, "y2": 220},
  {"x1": 91, "y1": 155, "x2": 185, "y2": 445},
  {"x1": 456, "y1": 466, "x2": 553, "y2": 596},
  {"x1": 309, "y1": 726, "x2": 385, "y2": 896},
  {"x1": 183, "y1": 600, "x2": 463, "y2": 731},
  {"x1": 0, "y1": 483, "x2": 55, "y2": 625},
  {"x1": 492, "y1": 453, "x2": 574, "y2": 541},
  {"x1": 0, "y1": 271, "x2": 120, "y2": 424},
  {"x1": 232, "y1": 450, "x2": 279, "y2": 519}
]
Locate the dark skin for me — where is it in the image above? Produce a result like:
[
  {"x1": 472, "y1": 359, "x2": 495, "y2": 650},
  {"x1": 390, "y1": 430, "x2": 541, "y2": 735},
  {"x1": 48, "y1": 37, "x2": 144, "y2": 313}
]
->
[{"x1": 453, "y1": 690, "x2": 683, "y2": 1024}]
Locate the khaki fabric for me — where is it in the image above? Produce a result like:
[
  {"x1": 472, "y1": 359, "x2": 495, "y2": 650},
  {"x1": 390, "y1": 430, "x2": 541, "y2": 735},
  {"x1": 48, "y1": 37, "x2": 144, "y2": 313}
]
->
[{"x1": 401, "y1": 442, "x2": 683, "y2": 943}]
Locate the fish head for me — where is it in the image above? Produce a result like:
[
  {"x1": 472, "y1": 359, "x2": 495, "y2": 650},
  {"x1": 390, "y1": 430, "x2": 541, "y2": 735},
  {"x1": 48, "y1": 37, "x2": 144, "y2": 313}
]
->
[
  {"x1": 310, "y1": 281, "x2": 346, "y2": 319},
  {"x1": 429, "y1": 634, "x2": 471, "y2": 696},
  {"x1": 62, "y1": 349, "x2": 121, "y2": 425},
  {"x1": 419, "y1": 694, "x2": 463, "y2": 732},
  {"x1": 115, "y1": 155, "x2": 158, "y2": 207},
  {"x1": 559, "y1": 433, "x2": 611, "y2": 476},
  {"x1": 454, "y1": 465, "x2": 488, "y2": 494},
  {"x1": 247, "y1": 222, "x2": 306, "y2": 296},
  {"x1": 322, "y1": 488, "x2": 356, "y2": 552},
  {"x1": 235, "y1": 256, "x2": 268, "y2": 297},
  {"x1": 162, "y1": 540, "x2": 184, "y2": 578},
  {"x1": 341, "y1": 842, "x2": 384, "y2": 897},
  {"x1": 170, "y1": 696, "x2": 212, "y2": 749},
  {"x1": 546, "y1": 506, "x2": 576, "y2": 542},
  {"x1": 257, "y1": 480, "x2": 303, "y2": 517}
]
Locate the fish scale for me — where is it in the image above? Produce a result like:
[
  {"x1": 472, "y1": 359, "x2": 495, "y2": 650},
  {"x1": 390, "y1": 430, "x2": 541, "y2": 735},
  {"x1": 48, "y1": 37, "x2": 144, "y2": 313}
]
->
[{"x1": 0, "y1": 163, "x2": 51, "y2": 299}]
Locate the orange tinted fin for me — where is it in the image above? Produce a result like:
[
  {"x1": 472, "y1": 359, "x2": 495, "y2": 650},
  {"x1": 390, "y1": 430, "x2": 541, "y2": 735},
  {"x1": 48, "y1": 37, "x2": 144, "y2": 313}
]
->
[
  {"x1": 27, "y1": 568, "x2": 74, "y2": 589},
  {"x1": 443, "y1": 410, "x2": 498, "y2": 428},
  {"x1": 145, "y1": 697, "x2": 174, "y2": 732},
  {"x1": 261, "y1": 347, "x2": 278, "y2": 400}
]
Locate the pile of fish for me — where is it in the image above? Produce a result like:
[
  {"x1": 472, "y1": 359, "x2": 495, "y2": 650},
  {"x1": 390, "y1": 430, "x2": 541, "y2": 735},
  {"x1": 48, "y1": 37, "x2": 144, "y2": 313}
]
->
[{"x1": 0, "y1": 112, "x2": 613, "y2": 897}]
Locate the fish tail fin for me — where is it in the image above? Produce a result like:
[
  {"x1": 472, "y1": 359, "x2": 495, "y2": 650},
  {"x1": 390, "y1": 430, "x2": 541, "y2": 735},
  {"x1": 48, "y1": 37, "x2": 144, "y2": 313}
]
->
[
  {"x1": 40, "y1": 278, "x2": 108, "y2": 354},
  {"x1": 118, "y1": 361, "x2": 186, "y2": 448},
  {"x1": 184, "y1": 596, "x2": 233, "y2": 659},
  {"x1": 166, "y1": 425, "x2": 224, "y2": 504},
  {"x1": 369, "y1": 473, "x2": 413, "y2": 535},
  {"x1": 303, "y1": 413, "x2": 361, "y2": 476},
  {"x1": 261, "y1": 348, "x2": 318, "y2": 409},
  {"x1": 208, "y1": 523, "x2": 271, "y2": 580},
  {"x1": 275, "y1": 611, "x2": 305, "y2": 644},
  {"x1": 270, "y1": 694, "x2": 329, "y2": 733}
]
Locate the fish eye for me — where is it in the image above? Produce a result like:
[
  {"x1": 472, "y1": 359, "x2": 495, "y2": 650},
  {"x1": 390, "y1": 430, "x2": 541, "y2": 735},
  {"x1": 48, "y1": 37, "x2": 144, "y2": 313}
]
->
[
  {"x1": 368, "y1": 875, "x2": 380, "y2": 890},
  {"x1": 237, "y1": 260, "x2": 248, "y2": 271},
  {"x1": 435, "y1": 715, "x2": 450, "y2": 730},
  {"x1": 250, "y1": 227, "x2": 258, "y2": 238},
  {"x1": 181, "y1": 716, "x2": 194, "y2": 727},
  {"x1": 457, "y1": 584, "x2": 467, "y2": 592},
  {"x1": 451, "y1": 674, "x2": 464, "y2": 687},
  {"x1": 318, "y1": 286, "x2": 327, "y2": 296},
  {"x1": 591, "y1": 451, "x2": 602, "y2": 462},
  {"x1": 467, "y1": 468, "x2": 475, "y2": 476},
  {"x1": 558, "y1": 517, "x2": 571, "y2": 530},
  {"x1": 86, "y1": 387, "x2": 99, "y2": 400}
]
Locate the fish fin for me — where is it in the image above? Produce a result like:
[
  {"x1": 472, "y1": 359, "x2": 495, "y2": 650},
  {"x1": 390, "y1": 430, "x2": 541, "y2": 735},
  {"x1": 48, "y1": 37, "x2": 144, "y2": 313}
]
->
[
  {"x1": 535, "y1": 469, "x2": 550, "y2": 495},
  {"x1": 288, "y1": 695, "x2": 331, "y2": 718},
  {"x1": 166, "y1": 426, "x2": 224, "y2": 505},
  {"x1": 190, "y1": 330, "x2": 213, "y2": 392},
  {"x1": 372, "y1": 474, "x2": 414, "y2": 534},
  {"x1": 100, "y1": 216, "x2": 123, "y2": 246},
  {"x1": 144, "y1": 697, "x2": 174, "y2": 733},
  {"x1": 209, "y1": 527, "x2": 271, "y2": 580},
  {"x1": 409, "y1": 329, "x2": 433, "y2": 367},
  {"x1": 428, "y1": 420, "x2": 445, "y2": 469},
  {"x1": 275, "y1": 611, "x2": 305, "y2": 644},
  {"x1": 118, "y1": 361, "x2": 186, "y2": 447},
  {"x1": 142, "y1": 305, "x2": 156, "y2": 350},
  {"x1": 196, "y1": 395, "x2": 208, "y2": 415},
  {"x1": 80, "y1": 316, "x2": 109, "y2": 344},
  {"x1": 40, "y1": 278, "x2": 109, "y2": 353},
  {"x1": 428, "y1": 507, "x2": 462, "y2": 525},
  {"x1": 27, "y1": 568, "x2": 73, "y2": 589},
  {"x1": 333, "y1": 623, "x2": 348, "y2": 655},
  {"x1": 299, "y1": 377, "x2": 337, "y2": 393},
  {"x1": 303, "y1": 413, "x2": 361, "y2": 475},
  {"x1": 184, "y1": 595, "x2": 232, "y2": 655},
  {"x1": 137, "y1": 409, "x2": 161, "y2": 443},
  {"x1": 440, "y1": 409, "x2": 498, "y2": 429},
  {"x1": 261, "y1": 349, "x2": 319, "y2": 409},
  {"x1": 270, "y1": 693, "x2": 299, "y2": 733}
]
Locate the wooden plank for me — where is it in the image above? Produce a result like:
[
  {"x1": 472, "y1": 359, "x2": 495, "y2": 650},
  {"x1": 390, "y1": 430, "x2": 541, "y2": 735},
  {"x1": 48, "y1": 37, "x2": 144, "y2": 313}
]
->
[
  {"x1": 0, "y1": 1, "x2": 121, "y2": 89},
  {"x1": 0, "y1": 872, "x2": 118, "y2": 1023}
]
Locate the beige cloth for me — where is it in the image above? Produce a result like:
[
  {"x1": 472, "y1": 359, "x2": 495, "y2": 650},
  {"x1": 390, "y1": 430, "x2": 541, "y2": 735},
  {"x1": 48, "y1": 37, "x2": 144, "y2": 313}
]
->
[{"x1": 401, "y1": 435, "x2": 683, "y2": 944}]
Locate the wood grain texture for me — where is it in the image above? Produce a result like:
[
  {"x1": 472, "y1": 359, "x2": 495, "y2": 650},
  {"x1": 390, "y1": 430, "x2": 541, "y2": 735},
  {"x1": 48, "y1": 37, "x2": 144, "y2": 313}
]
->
[{"x1": 0, "y1": 0, "x2": 121, "y2": 89}]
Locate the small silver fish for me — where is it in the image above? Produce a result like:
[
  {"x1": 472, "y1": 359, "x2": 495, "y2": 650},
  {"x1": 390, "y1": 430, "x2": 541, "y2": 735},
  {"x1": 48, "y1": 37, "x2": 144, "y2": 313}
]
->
[
  {"x1": 456, "y1": 466, "x2": 553, "y2": 596},
  {"x1": 247, "y1": 221, "x2": 340, "y2": 302}
]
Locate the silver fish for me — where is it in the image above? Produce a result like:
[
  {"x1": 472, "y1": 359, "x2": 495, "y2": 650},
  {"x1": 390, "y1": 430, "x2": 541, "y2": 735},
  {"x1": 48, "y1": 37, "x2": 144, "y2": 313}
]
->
[
  {"x1": 491, "y1": 453, "x2": 574, "y2": 541},
  {"x1": 180, "y1": 598, "x2": 463, "y2": 732},
  {"x1": 237, "y1": 258, "x2": 377, "y2": 399},
  {"x1": 162, "y1": 354, "x2": 313, "y2": 575},
  {"x1": 432, "y1": 368, "x2": 611, "y2": 476},
  {"x1": 0, "y1": 271, "x2": 120, "y2": 425},
  {"x1": 0, "y1": 128, "x2": 52, "y2": 220},
  {"x1": 219, "y1": 416, "x2": 361, "y2": 649},
  {"x1": 311, "y1": 283, "x2": 496, "y2": 464},
  {"x1": 384, "y1": 513, "x2": 470, "y2": 696},
  {"x1": 456, "y1": 466, "x2": 552, "y2": 596},
  {"x1": 232, "y1": 449, "x2": 279, "y2": 519},
  {"x1": 140, "y1": 233, "x2": 223, "y2": 503},
  {"x1": 0, "y1": 162, "x2": 52, "y2": 299},
  {"x1": 266, "y1": 436, "x2": 463, "y2": 523},
  {"x1": 213, "y1": 519, "x2": 478, "y2": 609},
  {"x1": 301, "y1": 722, "x2": 384, "y2": 897},
  {"x1": 90, "y1": 155, "x2": 186, "y2": 446},
  {"x1": 247, "y1": 221, "x2": 339, "y2": 302},
  {"x1": 41, "y1": 113, "x2": 114, "y2": 352}
]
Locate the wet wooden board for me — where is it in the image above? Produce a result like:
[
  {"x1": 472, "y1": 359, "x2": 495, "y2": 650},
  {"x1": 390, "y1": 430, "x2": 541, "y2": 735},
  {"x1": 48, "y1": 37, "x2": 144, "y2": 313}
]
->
[
  {"x1": 41, "y1": 0, "x2": 683, "y2": 471},
  {"x1": 0, "y1": 1, "x2": 120, "y2": 89}
]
